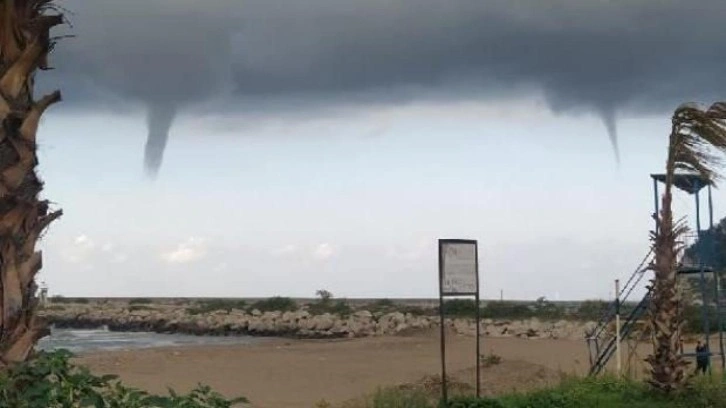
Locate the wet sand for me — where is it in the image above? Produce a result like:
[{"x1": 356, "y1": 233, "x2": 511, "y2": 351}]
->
[{"x1": 75, "y1": 329, "x2": 598, "y2": 407}]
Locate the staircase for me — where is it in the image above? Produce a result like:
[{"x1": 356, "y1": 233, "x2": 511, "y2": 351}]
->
[{"x1": 586, "y1": 249, "x2": 653, "y2": 376}]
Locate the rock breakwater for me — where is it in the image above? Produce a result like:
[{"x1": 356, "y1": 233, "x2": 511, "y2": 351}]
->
[{"x1": 41, "y1": 303, "x2": 595, "y2": 340}]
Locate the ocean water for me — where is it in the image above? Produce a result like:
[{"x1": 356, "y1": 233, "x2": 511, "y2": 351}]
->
[{"x1": 37, "y1": 327, "x2": 261, "y2": 354}]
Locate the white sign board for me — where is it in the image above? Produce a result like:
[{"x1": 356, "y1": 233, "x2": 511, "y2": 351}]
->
[{"x1": 440, "y1": 240, "x2": 478, "y2": 294}]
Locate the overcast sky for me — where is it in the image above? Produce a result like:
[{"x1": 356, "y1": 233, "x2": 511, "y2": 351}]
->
[{"x1": 35, "y1": 0, "x2": 725, "y2": 300}]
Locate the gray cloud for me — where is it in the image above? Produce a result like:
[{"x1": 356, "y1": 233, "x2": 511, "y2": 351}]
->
[{"x1": 39, "y1": 0, "x2": 726, "y2": 174}]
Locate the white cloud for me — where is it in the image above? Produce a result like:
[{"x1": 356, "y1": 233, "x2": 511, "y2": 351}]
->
[
  {"x1": 386, "y1": 238, "x2": 432, "y2": 261},
  {"x1": 271, "y1": 244, "x2": 298, "y2": 256},
  {"x1": 161, "y1": 237, "x2": 208, "y2": 264},
  {"x1": 312, "y1": 243, "x2": 335, "y2": 261},
  {"x1": 110, "y1": 253, "x2": 128, "y2": 264},
  {"x1": 62, "y1": 234, "x2": 97, "y2": 263},
  {"x1": 74, "y1": 234, "x2": 95, "y2": 249}
]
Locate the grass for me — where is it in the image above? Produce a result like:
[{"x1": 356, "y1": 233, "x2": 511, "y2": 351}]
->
[{"x1": 343, "y1": 375, "x2": 726, "y2": 408}]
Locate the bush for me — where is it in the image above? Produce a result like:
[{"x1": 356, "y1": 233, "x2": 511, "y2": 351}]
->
[
  {"x1": 574, "y1": 300, "x2": 609, "y2": 321},
  {"x1": 342, "y1": 387, "x2": 433, "y2": 408},
  {"x1": 308, "y1": 299, "x2": 353, "y2": 317},
  {"x1": 0, "y1": 349, "x2": 247, "y2": 407},
  {"x1": 446, "y1": 396, "x2": 504, "y2": 408},
  {"x1": 441, "y1": 299, "x2": 479, "y2": 317},
  {"x1": 128, "y1": 298, "x2": 153, "y2": 305},
  {"x1": 350, "y1": 375, "x2": 726, "y2": 408},
  {"x1": 50, "y1": 296, "x2": 90, "y2": 304},
  {"x1": 249, "y1": 297, "x2": 298, "y2": 313},
  {"x1": 480, "y1": 352, "x2": 501, "y2": 368},
  {"x1": 187, "y1": 299, "x2": 248, "y2": 315},
  {"x1": 128, "y1": 305, "x2": 154, "y2": 312}
]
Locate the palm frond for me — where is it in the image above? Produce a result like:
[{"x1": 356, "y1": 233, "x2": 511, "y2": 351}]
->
[{"x1": 670, "y1": 102, "x2": 726, "y2": 183}]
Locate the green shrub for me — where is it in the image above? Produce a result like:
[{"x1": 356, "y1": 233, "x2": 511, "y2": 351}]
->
[
  {"x1": 249, "y1": 297, "x2": 298, "y2": 313},
  {"x1": 446, "y1": 396, "x2": 504, "y2": 408},
  {"x1": 308, "y1": 299, "x2": 353, "y2": 317},
  {"x1": 441, "y1": 299, "x2": 479, "y2": 317},
  {"x1": 447, "y1": 376, "x2": 726, "y2": 408},
  {"x1": 187, "y1": 299, "x2": 248, "y2": 315},
  {"x1": 128, "y1": 298, "x2": 153, "y2": 305},
  {"x1": 0, "y1": 349, "x2": 247, "y2": 407},
  {"x1": 372, "y1": 299, "x2": 395, "y2": 309},
  {"x1": 344, "y1": 387, "x2": 433, "y2": 408},
  {"x1": 480, "y1": 352, "x2": 501, "y2": 368},
  {"x1": 128, "y1": 305, "x2": 154, "y2": 312},
  {"x1": 50, "y1": 296, "x2": 90, "y2": 305}
]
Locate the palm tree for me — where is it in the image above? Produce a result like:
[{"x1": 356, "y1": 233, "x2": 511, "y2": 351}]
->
[
  {"x1": 0, "y1": 1, "x2": 63, "y2": 367},
  {"x1": 646, "y1": 102, "x2": 726, "y2": 391}
]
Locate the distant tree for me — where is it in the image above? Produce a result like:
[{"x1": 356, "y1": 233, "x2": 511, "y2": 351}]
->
[
  {"x1": 684, "y1": 216, "x2": 726, "y2": 271},
  {"x1": 315, "y1": 289, "x2": 333, "y2": 303}
]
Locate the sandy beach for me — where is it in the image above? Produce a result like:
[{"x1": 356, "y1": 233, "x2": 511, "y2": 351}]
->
[{"x1": 74, "y1": 329, "x2": 594, "y2": 408}]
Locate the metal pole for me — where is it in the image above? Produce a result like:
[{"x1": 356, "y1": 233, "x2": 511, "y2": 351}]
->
[
  {"x1": 475, "y1": 292, "x2": 481, "y2": 397},
  {"x1": 653, "y1": 176, "x2": 660, "y2": 234},
  {"x1": 474, "y1": 242, "x2": 481, "y2": 398},
  {"x1": 696, "y1": 188, "x2": 712, "y2": 365},
  {"x1": 709, "y1": 185, "x2": 724, "y2": 372},
  {"x1": 716, "y1": 272, "x2": 725, "y2": 372},
  {"x1": 615, "y1": 279, "x2": 622, "y2": 376},
  {"x1": 709, "y1": 184, "x2": 714, "y2": 229},
  {"x1": 438, "y1": 265, "x2": 448, "y2": 402}
]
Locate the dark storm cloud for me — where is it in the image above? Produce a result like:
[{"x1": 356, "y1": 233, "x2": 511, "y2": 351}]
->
[{"x1": 39, "y1": 0, "x2": 726, "y2": 174}]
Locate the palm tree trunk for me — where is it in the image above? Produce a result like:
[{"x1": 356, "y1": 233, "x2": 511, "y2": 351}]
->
[
  {"x1": 646, "y1": 125, "x2": 689, "y2": 391},
  {"x1": 0, "y1": 1, "x2": 63, "y2": 368}
]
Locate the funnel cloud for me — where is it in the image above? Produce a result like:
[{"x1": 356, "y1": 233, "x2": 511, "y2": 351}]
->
[
  {"x1": 144, "y1": 104, "x2": 177, "y2": 177},
  {"x1": 40, "y1": 0, "x2": 726, "y2": 173},
  {"x1": 599, "y1": 107, "x2": 620, "y2": 165}
]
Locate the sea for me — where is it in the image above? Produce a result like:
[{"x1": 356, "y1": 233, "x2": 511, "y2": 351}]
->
[{"x1": 37, "y1": 326, "x2": 261, "y2": 354}]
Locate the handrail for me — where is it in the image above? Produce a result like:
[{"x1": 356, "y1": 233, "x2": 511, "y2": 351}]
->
[
  {"x1": 588, "y1": 249, "x2": 653, "y2": 341},
  {"x1": 589, "y1": 288, "x2": 652, "y2": 376}
]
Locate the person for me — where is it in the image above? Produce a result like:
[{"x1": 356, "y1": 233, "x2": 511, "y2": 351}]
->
[{"x1": 695, "y1": 341, "x2": 710, "y2": 375}]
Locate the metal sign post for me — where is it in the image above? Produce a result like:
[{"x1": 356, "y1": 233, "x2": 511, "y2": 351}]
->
[{"x1": 438, "y1": 239, "x2": 480, "y2": 403}]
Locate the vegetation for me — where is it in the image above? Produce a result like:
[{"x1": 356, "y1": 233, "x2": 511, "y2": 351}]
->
[
  {"x1": 186, "y1": 300, "x2": 248, "y2": 315},
  {"x1": 308, "y1": 290, "x2": 353, "y2": 316},
  {"x1": 0, "y1": 0, "x2": 65, "y2": 367},
  {"x1": 438, "y1": 298, "x2": 639, "y2": 322},
  {"x1": 128, "y1": 305, "x2": 154, "y2": 312},
  {"x1": 480, "y1": 352, "x2": 502, "y2": 368},
  {"x1": 128, "y1": 298, "x2": 153, "y2": 305},
  {"x1": 345, "y1": 376, "x2": 726, "y2": 408},
  {"x1": 49, "y1": 296, "x2": 90, "y2": 304},
  {"x1": 647, "y1": 102, "x2": 726, "y2": 392},
  {"x1": 249, "y1": 296, "x2": 298, "y2": 313},
  {"x1": 0, "y1": 349, "x2": 247, "y2": 407},
  {"x1": 309, "y1": 300, "x2": 353, "y2": 316},
  {"x1": 367, "y1": 299, "x2": 428, "y2": 316}
]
